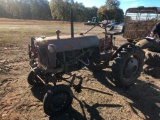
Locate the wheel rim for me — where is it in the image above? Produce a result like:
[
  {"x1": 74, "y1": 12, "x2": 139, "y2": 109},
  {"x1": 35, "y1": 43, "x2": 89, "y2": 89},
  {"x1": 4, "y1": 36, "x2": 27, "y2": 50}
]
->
[
  {"x1": 50, "y1": 91, "x2": 71, "y2": 112},
  {"x1": 123, "y1": 56, "x2": 139, "y2": 79}
]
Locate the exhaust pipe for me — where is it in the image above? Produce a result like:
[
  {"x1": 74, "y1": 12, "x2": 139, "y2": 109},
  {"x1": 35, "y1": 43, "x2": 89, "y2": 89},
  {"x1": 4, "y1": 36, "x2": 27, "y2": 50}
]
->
[{"x1": 70, "y1": 9, "x2": 74, "y2": 39}]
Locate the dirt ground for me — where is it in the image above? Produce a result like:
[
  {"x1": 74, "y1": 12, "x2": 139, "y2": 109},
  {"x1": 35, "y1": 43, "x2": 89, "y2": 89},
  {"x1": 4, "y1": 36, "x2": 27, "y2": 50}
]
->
[{"x1": 0, "y1": 19, "x2": 160, "y2": 120}]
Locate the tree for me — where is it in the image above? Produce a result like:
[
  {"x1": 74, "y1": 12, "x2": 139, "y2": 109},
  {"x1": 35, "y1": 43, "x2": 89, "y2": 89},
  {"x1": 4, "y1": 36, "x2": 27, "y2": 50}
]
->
[
  {"x1": 50, "y1": 0, "x2": 65, "y2": 20},
  {"x1": 18, "y1": 0, "x2": 32, "y2": 19},
  {"x1": 114, "y1": 8, "x2": 124, "y2": 22},
  {"x1": 49, "y1": 0, "x2": 98, "y2": 22},
  {"x1": 0, "y1": 0, "x2": 6, "y2": 17},
  {"x1": 30, "y1": 0, "x2": 51, "y2": 20},
  {"x1": 39, "y1": 0, "x2": 52, "y2": 20},
  {"x1": 0, "y1": 0, "x2": 98, "y2": 21},
  {"x1": 98, "y1": 0, "x2": 123, "y2": 22},
  {"x1": 97, "y1": 6, "x2": 124, "y2": 22},
  {"x1": 0, "y1": 0, "x2": 51, "y2": 20},
  {"x1": 105, "y1": 0, "x2": 120, "y2": 9}
]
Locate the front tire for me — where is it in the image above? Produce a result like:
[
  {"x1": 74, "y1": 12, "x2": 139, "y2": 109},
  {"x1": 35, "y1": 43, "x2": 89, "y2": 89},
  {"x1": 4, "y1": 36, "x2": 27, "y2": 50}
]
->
[
  {"x1": 27, "y1": 71, "x2": 44, "y2": 87},
  {"x1": 43, "y1": 85, "x2": 73, "y2": 116},
  {"x1": 112, "y1": 45, "x2": 144, "y2": 87}
]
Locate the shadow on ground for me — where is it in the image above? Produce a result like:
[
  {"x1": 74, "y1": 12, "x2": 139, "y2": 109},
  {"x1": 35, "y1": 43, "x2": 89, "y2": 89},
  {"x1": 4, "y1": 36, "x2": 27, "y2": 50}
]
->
[
  {"x1": 30, "y1": 74, "x2": 122, "y2": 120},
  {"x1": 30, "y1": 69, "x2": 160, "y2": 120},
  {"x1": 92, "y1": 70, "x2": 160, "y2": 120}
]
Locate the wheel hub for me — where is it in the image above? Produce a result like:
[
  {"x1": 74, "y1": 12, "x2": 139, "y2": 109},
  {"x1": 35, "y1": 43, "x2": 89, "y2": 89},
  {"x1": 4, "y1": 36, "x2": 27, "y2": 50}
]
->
[
  {"x1": 124, "y1": 58, "x2": 138, "y2": 78},
  {"x1": 50, "y1": 92, "x2": 70, "y2": 112}
]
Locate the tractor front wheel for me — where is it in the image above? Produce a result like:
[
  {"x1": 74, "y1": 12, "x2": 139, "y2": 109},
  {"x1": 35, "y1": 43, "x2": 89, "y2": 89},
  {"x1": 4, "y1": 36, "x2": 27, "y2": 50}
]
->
[
  {"x1": 27, "y1": 71, "x2": 44, "y2": 87},
  {"x1": 43, "y1": 85, "x2": 73, "y2": 116}
]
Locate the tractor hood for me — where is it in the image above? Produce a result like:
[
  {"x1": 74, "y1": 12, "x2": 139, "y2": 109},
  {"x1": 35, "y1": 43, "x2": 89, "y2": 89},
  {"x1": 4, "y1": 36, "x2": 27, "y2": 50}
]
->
[{"x1": 34, "y1": 34, "x2": 99, "y2": 52}]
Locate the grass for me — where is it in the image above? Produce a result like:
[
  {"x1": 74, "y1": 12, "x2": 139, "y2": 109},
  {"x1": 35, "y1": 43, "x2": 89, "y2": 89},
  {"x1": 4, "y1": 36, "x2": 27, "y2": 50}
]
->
[{"x1": 0, "y1": 18, "x2": 105, "y2": 46}]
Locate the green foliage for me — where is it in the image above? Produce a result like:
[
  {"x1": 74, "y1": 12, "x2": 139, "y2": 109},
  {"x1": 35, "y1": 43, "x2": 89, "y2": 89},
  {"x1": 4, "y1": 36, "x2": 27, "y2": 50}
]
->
[
  {"x1": 114, "y1": 8, "x2": 124, "y2": 22},
  {"x1": 49, "y1": 0, "x2": 98, "y2": 22},
  {"x1": 97, "y1": 0, "x2": 124, "y2": 22},
  {"x1": 0, "y1": 0, "x2": 123, "y2": 22},
  {"x1": 0, "y1": 0, "x2": 6, "y2": 17},
  {"x1": 30, "y1": 0, "x2": 51, "y2": 20},
  {"x1": 0, "y1": 0, "x2": 98, "y2": 22},
  {"x1": 0, "y1": 0, "x2": 51, "y2": 20},
  {"x1": 105, "y1": 0, "x2": 120, "y2": 9}
]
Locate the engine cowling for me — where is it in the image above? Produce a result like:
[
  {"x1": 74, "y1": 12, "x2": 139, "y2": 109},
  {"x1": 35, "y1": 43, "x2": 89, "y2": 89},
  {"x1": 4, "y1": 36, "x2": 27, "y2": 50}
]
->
[
  {"x1": 33, "y1": 34, "x2": 100, "y2": 72},
  {"x1": 35, "y1": 34, "x2": 99, "y2": 52}
]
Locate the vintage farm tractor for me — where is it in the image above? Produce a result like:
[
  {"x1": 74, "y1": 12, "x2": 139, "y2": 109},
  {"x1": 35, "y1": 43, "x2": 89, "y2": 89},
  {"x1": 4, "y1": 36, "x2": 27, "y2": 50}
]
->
[
  {"x1": 28, "y1": 9, "x2": 144, "y2": 116},
  {"x1": 123, "y1": 7, "x2": 160, "y2": 66}
]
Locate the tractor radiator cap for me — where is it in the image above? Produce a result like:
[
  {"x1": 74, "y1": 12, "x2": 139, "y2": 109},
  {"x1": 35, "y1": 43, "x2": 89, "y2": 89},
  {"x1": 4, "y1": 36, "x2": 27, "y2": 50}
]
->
[{"x1": 56, "y1": 30, "x2": 61, "y2": 39}]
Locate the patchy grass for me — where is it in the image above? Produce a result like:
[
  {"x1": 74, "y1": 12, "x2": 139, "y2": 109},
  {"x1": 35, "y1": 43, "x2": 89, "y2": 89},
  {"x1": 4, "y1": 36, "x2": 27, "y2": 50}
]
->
[
  {"x1": 0, "y1": 18, "x2": 104, "y2": 45},
  {"x1": 0, "y1": 18, "x2": 126, "y2": 48}
]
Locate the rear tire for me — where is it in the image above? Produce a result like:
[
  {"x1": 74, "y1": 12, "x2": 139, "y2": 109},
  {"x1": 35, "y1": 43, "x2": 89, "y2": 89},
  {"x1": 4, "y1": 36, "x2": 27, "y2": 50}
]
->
[
  {"x1": 43, "y1": 85, "x2": 73, "y2": 116},
  {"x1": 112, "y1": 45, "x2": 144, "y2": 87}
]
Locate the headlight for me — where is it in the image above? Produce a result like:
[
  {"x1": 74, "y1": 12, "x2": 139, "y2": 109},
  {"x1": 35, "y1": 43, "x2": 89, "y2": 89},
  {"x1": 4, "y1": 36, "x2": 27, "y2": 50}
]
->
[{"x1": 48, "y1": 44, "x2": 56, "y2": 54}]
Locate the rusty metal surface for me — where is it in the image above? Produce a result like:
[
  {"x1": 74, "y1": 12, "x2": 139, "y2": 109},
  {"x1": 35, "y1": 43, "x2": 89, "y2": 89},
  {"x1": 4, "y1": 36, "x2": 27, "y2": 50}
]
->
[
  {"x1": 35, "y1": 34, "x2": 99, "y2": 52},
  {"x1": 126, "y1": 7, "x2": 160, "y2": 14}
]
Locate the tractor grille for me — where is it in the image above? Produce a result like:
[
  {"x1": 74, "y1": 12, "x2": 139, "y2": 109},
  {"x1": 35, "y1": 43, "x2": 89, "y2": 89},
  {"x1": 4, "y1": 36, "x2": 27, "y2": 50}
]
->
[{"x1": 37, "y1": 47, "x2": 49, "y2": 69}]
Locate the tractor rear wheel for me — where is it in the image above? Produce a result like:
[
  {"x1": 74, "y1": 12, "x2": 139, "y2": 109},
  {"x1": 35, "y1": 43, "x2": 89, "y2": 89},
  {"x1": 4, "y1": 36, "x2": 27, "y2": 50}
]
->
[{"x1": 112, "y1": 45, "x2": 144, "y2": 87}]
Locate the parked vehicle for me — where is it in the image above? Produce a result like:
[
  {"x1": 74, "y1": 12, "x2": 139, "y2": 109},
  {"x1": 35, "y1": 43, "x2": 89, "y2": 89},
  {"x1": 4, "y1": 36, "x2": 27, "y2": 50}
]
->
[
  {"x1": 107, "y1": 22, "x2": 119, "y2": 27},
  {"x1": 109, "y1": 22, "x2": 124, "y2": 32}
]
